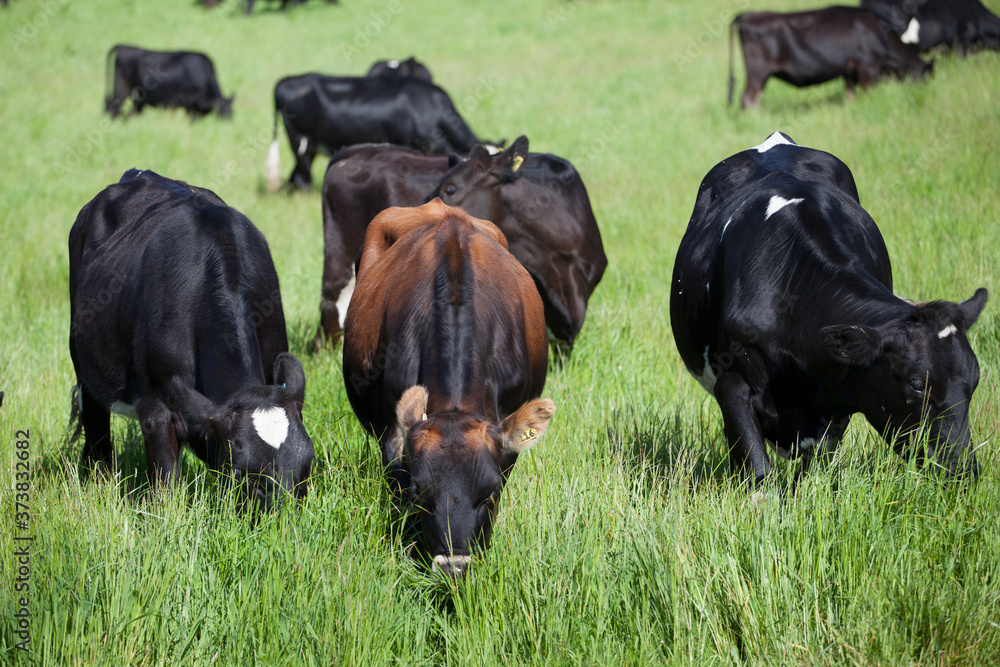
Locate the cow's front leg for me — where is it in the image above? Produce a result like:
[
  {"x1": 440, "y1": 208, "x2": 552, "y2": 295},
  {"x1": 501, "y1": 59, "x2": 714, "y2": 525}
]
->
[
  {"x1": 715, "y1": 372, "x2": 771, "y2": 487},
  {"x1": 134, "y1": 396, "x2": 181, "y2": 486}
]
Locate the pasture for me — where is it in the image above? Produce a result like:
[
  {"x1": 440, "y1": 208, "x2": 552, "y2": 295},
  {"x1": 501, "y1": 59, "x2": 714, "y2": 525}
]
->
[{"x1": 2, "y1": 0, "x2": 999, "y2": 663}]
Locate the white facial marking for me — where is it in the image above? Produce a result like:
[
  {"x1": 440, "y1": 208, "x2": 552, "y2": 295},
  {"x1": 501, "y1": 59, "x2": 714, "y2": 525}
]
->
[
  {"x1": 388, "y1": 59, "x2": 400, "y2": 68},
  {"x1": 336, "y1": 272, "x2": 356, "y2": 329},
  {"x1": 252, "y1": 407, "x2": 289, "y2": 449},
  {"x1": 938, "y1": 324, "x2": 958, "y2": 339},
  {"x1": 901, "y1": 18, "x2": 920, "y2": 44},
  {"x1": 111, "y1": 401, "x2": 139, "y2": 420},
  {"x1": 765, "y1": 195, "x2": 804, "y2": 220},
  {"x1": 692, "y1": 346, "x2": 718, "y2": 394},
  {"x1": 753, "y1": 132, "x2": 796, "y2": 153},
  {"x1": 297, "y1": 136, "x2": 309, "y2": 156},
  {"x1": 432, "y1": 555, "x2": 472, "y2": 576}
]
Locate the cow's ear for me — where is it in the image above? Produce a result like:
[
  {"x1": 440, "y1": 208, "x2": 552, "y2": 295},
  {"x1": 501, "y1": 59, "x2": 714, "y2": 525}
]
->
[
  {"x1": 273, "y1": 352, "x2": 306, "y2": 404},
  {"x1": 167, "y1": 378, "x2": 228, "y2": 441},
  {"x1": 821, "y1": 324, "x2": 883, "y2": 366},
  {"x1": 469, "y1": 144, "x2": 491, "y2": 162},
  {"x1": 496, "y1": 136, "x2": 529, "y2": 180},
  {"x1": 500, "y1": 398, "x2": 555, "y2": 454},
  {"x1": 396, "y1": 386, "x2": 428, "y2": 431},
  {"x1": 959, "y1": 288, "x2": 988, "y2": 329}
]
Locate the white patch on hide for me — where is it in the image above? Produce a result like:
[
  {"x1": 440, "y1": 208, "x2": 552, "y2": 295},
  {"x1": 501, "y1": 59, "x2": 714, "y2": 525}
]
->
[
  {"x1": 765, "y1": 195, "x2": 804, "y2": 220},
  {"x1": 938, "y1": 324, "x2": 958, "y2": 339},
  {"x1": 336, "y1": 272, "x2": 356, "y2": 330},
  {"x1": 252, "y1": 407, "x2": 289, "y2": 449},
  {"x1": 901, "y1": 18, "x2": 920, "y2": 44},
  {"x1": 692, "y1": 346, "x2": 718, "y2": 394},
  {"x1": 753, "y1": 132, "x2": 795, "y2": 153},
  {"x1": 111, "y1": 401, "x2": 139, "y2": 420},
  {"x1": 297, "y1": 136, "x2": 309, "y2": 156}
]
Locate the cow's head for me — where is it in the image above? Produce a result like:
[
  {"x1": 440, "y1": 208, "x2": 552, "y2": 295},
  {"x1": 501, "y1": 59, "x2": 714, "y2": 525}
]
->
[
  {"x1": 393, "y1": 385, "x2": 555, "y2": 577},
  {"x1": 823, "y1": 288, "x2": 988, "y2": 479},
  {"x1": 434, "y1": 136, "x2": 529, "y2": 224},
  {"x1": 219, "y1": 95, "x2": 234, "y2": 119},
  {"x1": 175, "y1": 352, "x2": 314, "y2": 510}
]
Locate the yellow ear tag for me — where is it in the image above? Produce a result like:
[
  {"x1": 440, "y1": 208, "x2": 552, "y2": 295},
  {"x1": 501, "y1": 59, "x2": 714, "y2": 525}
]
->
[
  {"x1": 519, "y1": 427, "x2": 537, "y2": 444},
  {"x1": 511, "y1": 155, "x2": 524, "y2": 173}
]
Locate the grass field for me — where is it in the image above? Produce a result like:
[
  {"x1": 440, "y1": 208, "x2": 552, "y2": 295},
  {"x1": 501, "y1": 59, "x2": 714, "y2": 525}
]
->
[{"x1": 2, "y1": 0, "x2": 1000, "y2": 664}]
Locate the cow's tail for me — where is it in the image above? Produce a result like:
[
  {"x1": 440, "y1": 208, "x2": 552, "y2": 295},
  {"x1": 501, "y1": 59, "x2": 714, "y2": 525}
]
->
[
  {"x1": 266, "y1": 109, "x2": 281, "y2": 193},
  {"x1": 728, "y1": 17, "x2": 739, "y2": 107},
  {"x1": 105, "y1": 45, "x2": 118, "y2": 115}
]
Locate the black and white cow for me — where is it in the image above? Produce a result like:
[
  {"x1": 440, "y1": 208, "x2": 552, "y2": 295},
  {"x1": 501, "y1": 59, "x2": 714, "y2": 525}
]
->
[
  {"x1": 105, "y1": 45, "x2": 234, "y2": 119},
  {"x1": 69, "y1": 169, "x2": 314, "y2": 510},
  {"x1": 670, "y1": 132, "x2": 987, "y2": 486},
  {"x1": 728, "y1": 7, "x2": 933, "y2": 109},
  {"x1": 266, "y1": 74, "x2": 484, "y2": 191},
  {"x1": 366, "y1": 57, "x2": 433, "y2": 81},
  {"x1": 861, "y1": 0, "x2": 1000, "y2": 53}
]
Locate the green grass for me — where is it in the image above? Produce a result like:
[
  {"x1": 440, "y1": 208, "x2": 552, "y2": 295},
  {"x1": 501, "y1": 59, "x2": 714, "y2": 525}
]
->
[{"x1": 3, "y1": 0, "x2": 1000, "y2": 663}]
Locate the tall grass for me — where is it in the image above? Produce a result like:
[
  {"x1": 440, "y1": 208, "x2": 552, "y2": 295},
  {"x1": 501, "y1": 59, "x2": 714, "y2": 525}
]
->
[{"x1": 2, "y1": 0, "x2": 999, "y2": 664}]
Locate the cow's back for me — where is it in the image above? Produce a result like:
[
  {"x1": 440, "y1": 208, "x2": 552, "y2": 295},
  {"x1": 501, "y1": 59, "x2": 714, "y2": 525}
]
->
[{"x1": 344, "y1": 202, "x2": 547, "y2": 436}]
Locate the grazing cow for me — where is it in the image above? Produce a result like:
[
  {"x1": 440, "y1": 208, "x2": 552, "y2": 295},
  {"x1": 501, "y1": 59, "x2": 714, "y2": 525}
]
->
[
  {"x1": 69, "y1": 169, "x2": 314, "y2": 510},
  {"x1": 670, "y1": 132, "x2": 987, "y2": 487},
  {"x1": 315, "y1": 136, "x2": 607, "y2": 349},
  {"x1": 245, "y1": 0, "x2": 336, "y2": 13},
  {"x1": 728, "y1": 7, "x2": 933, "y2": 109},
  {"x1": 366, "y1": 57, "x2": 433, "y2": 81},
  {"x1": 266, "y1": 74, "x2": 483, "y2": 191},
  {"x1": 862, "y1": 0, "x2": 1000, "y2": 53},
  {"x1": 343, "y1": 199, "x2": 555, "y2": 576},
  {"x1": 105, "y1": 45, "x2": 234, "y2": 119}
]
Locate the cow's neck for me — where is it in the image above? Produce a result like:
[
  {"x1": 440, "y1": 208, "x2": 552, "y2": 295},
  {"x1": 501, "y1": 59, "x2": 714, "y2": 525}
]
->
[{"x1": 196, "y1": 279, "x2": 267, "y2": 404}]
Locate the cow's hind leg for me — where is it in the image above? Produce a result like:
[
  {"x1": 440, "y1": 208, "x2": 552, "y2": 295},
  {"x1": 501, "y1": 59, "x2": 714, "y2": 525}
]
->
[
  {"x1": 134, "y1": 396, "x2": 182, "y2": 487},
  {"x1": 715, "y1": 372, "x2": 772, "y2": 487},
  {"x1": 78, "y1": 387, "x2": 113, "y2": 476}
]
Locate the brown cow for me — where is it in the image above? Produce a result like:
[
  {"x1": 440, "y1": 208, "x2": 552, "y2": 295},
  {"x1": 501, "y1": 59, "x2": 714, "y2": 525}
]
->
[
  {"x1": 729, "y1": 7, "x2": 932, "y2": 109},
  {"x1": 342, "y1": 199, "x2": 555, "y2": 577}
]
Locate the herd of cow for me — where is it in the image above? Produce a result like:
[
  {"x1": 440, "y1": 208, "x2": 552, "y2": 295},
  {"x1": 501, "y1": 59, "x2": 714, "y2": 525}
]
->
[{"x1": 68, "y1": 0, "x2": 991, "y2": 577}]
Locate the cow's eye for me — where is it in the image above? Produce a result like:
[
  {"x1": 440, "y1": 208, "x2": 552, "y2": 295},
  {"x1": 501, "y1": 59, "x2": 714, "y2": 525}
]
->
[
  {"x1": 481, "y1": 485, "x2": 501, "y2": 508},
  {"x1": 443, "y1": 185, "x2": 456, "y2": 196}
]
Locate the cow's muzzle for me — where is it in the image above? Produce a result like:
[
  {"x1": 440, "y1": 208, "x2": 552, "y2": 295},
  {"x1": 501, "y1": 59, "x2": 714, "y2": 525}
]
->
[{"x1": 432, "y1": 554, "x2": 472, "y2": 578}]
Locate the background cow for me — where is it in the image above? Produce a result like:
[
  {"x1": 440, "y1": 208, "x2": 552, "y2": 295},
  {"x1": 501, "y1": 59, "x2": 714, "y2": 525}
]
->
[
  {"x1": 366, "y1": 57, "x2": 433, "y2": 81},
  {"x1": 670, "y1": 132, "x2": 987, "y2": 487},
  {"x1": 728, "y1": 7, "x2": 932, "y2": 109},
  {"x1": 69, "y1": 169, "x2": 314, "y2": 510},
  {"x1": 105, "y1": 45, "x2": 234, "y2": 119},
  {"x1": 862, "y1": 0, "x2": 1000, "y2": 53},
  {"x1": 315, "y1": 136, "x2": 607, "y2": 350},
  {"x1": 266, "y1": 74, "x2": 484, "y2": 190},
  {"x1": 342, "y1": 200, "x2": 555, "y2": 577}
]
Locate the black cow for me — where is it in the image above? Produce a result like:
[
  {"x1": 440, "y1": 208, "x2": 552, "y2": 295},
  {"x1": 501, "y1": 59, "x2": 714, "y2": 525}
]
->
[
  {"x1": 670, "y1": 132, "x2": 987, "y2": 487},
  {"x1": 245, "y1": 0, "x2": 336, "y2": 13},
  {"x1": 69, "y1": 169, "x2": 314, "y2": 510},
  {"x1": 315, "y1": 136, "x2": 607, "y2": 349},
  {"x1": 105, "y1": 45, "x2": 234, "y2": 119},
  {"x1": 343, "y1": 199, "x2": 555, "y2": 576},
  {"x1": 366, "y1": 57, "x2": 433, "y2": 81},
  {"x1": 266, "y1": 74, "x2": 484, "y2": 191},
  {"x1": 728, "y1": 7, "x2": 933, "y2": 109},
  {"x1": 862, "y1": 0, "x2": 1000, "y2": 52}
]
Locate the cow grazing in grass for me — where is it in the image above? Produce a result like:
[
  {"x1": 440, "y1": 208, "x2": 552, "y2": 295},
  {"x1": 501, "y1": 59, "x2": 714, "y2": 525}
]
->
[
  {"x1": 266, "y1": 74, "x2": 484, "y2": 191},
  {"x1": 69, "y1": 169, "x2": 314, "y2": 510},
  {"x1": 105, "y1": 45, "x2": 234, "y2": 119},
  {"x1": 316, "y1": 137, "x2": 607, "y2": 350},
  {"x1": 862, "y1": 0, "x2": 1000, "y2": 53},
  {"x1": 728, "y1": 7, "x2": 932, "y2": 109},
  {"x1": 366, "y1": 57, "x2": 433, "y2": 81},
  {"x1": 670, "y1": 132, "x2": 987, "y2": 487},
  {"x1": 343, "y1": 199, "x2": 555, "y2": 577}
]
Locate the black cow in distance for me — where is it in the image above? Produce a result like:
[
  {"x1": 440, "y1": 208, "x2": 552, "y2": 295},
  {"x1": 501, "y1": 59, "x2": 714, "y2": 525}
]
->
[
  {"x1": 862, "y1": 0, "x2": 1000, "y2": 53},
  {"x1": 728, "y1": 7, "x2": 932, "y2": 108},
  {"x1": 105, "y1": 45, "x2": 234, "y2": 119},
  {"x1": 671, "y1": 132, "x2": 987, "y2": 487}
]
